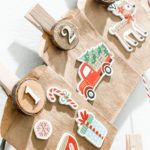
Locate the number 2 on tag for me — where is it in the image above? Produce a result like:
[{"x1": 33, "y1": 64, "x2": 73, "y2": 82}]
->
[{"x1": 61, "y1": 25, "x2": 76, "y2": 44}]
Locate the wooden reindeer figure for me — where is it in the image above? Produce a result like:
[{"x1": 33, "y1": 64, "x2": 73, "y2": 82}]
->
[{"x1": 108, "y1": 0, "x2": 148, "y2": 52}]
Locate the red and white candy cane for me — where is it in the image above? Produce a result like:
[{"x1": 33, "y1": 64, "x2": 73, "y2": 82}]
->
[
  {"x1": 142, "y1": 74, "x2": 150, "y2": 99},
  {"x1": 47, "y1": 87, "x2": 64, "y2": 102},
  {"x1": 47, "y1": 87, "x2": 78, "y2": 110}
]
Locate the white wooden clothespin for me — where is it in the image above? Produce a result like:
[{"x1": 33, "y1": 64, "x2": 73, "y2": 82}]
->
[
  {"x1": 0, "y1": 62, "x2": 19, "y2": 96},
  {"x1": 126, "y1": 111, "x2": 143, "y2": 150},
  {"x1": 126, "y1": 134, "x2": 143, "y2": 150}
]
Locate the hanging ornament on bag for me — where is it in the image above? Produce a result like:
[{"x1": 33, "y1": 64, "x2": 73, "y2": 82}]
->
[
  {"x1": 56, "y1": 133, "x2": 79, "y2": 150},
  {"x1": 108, "y1": 0, "x2": 148, "y2": 52},
  {"x1": 76, "y1": 109, "x2": 108, "y2": 148},
  {"x1": 77, "y1": 43, "x2": 114, "y2": 101},
  {"x1": 47, "y1": 87, "x2": 78, "y2": 110}
]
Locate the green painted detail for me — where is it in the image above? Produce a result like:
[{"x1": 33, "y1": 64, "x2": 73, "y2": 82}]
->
[
  {"x1": 79, "y1": 114, "x2": 94, "y2": 135},
  {"x1": 79, "y1": 44, "x2": 110, "y2": 70},
  {"x1": 80, "y1": 125, "x2": 88, "y2": 135},
  {"x1": 87, "y1": 114, "x2": 94, "y2": 124}
]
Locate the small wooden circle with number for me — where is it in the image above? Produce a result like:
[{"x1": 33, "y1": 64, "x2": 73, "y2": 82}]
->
[
  {"x1": 13, "y1": 78, "x2": 46, "y2": 116},
  {"x1": 51, "y1": 20, "x2": 79, "y2": 50}
]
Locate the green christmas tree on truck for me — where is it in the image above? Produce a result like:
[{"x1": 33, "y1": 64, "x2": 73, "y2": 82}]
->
[
  {"x1": 79, "y1": 44, "x2": 110, "y2": 68},
  {"x1": 77, "y1": 43, "x2": 114, "y2": 101}
]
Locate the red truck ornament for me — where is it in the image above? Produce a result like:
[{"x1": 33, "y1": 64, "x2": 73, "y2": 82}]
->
[{"x1": 77, "y1": 43, "x2": 114, "y2": 101}]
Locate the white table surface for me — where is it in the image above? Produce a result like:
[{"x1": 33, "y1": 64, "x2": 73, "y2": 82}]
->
[{"x1": 0, "y1": 0, "x2": 150, "y2": 149}]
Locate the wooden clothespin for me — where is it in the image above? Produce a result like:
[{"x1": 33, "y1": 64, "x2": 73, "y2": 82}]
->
[
  {"x1": 0, "y1": 63, "x2": 19, "y2": 148},
  {"x1": 0, "y1": 62, "x2": 46, "y2": 116},
  {"x1": 126, "y1": 135, "x2": 143, "y2": 150},
  {"x1": 25, "y1": 4, "x2": 56, "y2": 34},
  {"x1": 25, "y1": 4, "x2": 79, "y2": 51},
  {"x1": 0, "y1": 63, "x2": 19, "y2": 96}
]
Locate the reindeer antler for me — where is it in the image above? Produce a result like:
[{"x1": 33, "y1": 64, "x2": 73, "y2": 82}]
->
[{"x1": 107, "y1": 0, "x2": 122, "y2": 12}]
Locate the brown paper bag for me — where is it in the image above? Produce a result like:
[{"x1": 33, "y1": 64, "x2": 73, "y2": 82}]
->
[
  {"x1": 78, "y1": 0, "x2": 150, "y2": 75},
  {"x1": 1, "y1": 65, "x2": 117, "y2": 150},
  {"x1": 26, "y1": 6, "x2": 140, "y2": 123}
]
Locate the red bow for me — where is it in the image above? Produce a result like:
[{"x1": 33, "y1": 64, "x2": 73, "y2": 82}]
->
[
  {"x1": 117, "y1": 6, "x2": 125, "y2": 13},
  {"x1": 77, "y1": 110, "x2": 89, "y2": 125},
  {"x1": 125, "y1": 15, "x2": 134, "y2": 23}
]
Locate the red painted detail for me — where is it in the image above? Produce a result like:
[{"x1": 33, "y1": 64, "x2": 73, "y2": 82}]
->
[
  {"x1": 117, "y1": 6, "x2": 125, "y2": 13},
  {"x1": 65, "y1": 135, "x2": 79, "y2": 150},
  {"x1": 78, "y1": 55, "x2": 112, "y2": 98}
]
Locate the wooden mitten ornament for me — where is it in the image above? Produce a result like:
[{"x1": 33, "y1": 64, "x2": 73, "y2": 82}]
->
[
  {"x1": 26, "y1": 4, "x2": 140, "y2": 123},
  {"x1": 108, "y1": 0, "x2": 148, "y2": 52},
  {"x1": 0, "y1": 65, "x2": 117, "y2": 150},
  {"x1": 77, "y1": 0, "x2": 150, "y2": 75},
  {"x1": 26, "y1": 4, "x2": 79, "y2": 51},
  {"x1": 56, "y1": 133, "x2": 79, "y2": 150}
]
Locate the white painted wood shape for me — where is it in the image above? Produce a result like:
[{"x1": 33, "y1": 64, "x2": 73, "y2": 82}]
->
[
  {"x1": 61, "y1": 25, "x2": 77, "y2": 44},
  {"x1": 25, "y1": 86, "x2": 40, "y2": 104},
  {"x1": 0, "y1": 62, "x2": 19, "y2": 95}
]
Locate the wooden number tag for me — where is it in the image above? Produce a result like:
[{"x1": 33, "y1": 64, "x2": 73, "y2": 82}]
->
[
  {"x1": 51, "y1": 20, "x2": 79, "y2": 50},
  {"x1": 12, "y1": 78, "x2": 46, "y2": 116},
  {"x1": 26, "y1": 4, "x2": 79, "y2": 51}
]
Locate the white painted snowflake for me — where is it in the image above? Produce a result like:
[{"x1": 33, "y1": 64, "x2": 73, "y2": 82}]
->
[{"x1": 34, "y1": 120, "x2": 52, "y2": 140}]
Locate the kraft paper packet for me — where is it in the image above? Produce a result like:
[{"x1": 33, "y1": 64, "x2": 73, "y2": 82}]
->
[
  {"x1": 77, "y1": 0, "x2": 150, "y2": 75},
  {"x1": 1, "y1": 65, "x2": 117, "y2": 150},
  {"x1": 30, "y1": 8, "x2": 140, "y2": 123}
]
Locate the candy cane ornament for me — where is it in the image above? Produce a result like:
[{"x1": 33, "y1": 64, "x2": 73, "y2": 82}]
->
[{"x1": 47, "y1": 87, "x2": 78, "y2": 110}]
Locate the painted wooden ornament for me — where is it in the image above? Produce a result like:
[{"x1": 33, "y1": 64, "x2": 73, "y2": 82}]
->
[
  {"x1": 56, "y1": 133, "x2": 79, "y2": 150},
  {"x1": 76, "y1": 109, "x2": 108, "y2": 148},
  {"x1": 77, "y1": 43, "x2": 114, "y2": 101},
  {"x1": 46, "y1": 87, "x2": 78, "y2": 110},
  {"x1": 12, "y1": 78, "x2": 46, "y2": 116},
  {"x1": 34, "y1": 120, "x2": 52, "y2": 140},
  {"x1": 108, "y1": 0, "x2": 148, "y2": 52},
  {"x1": 51, "y1": 20, "x2": 79, "y2": 50}
]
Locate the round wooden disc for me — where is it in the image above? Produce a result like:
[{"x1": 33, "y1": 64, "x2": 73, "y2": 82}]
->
[
  {"x1": 13, "y1": 78, "x2": 46, "y2": 116},
  {"x1": 51, "y1": 20, "x2": 79, "y2": 50},
  {"x1": 96, "y1": 0, "x2": 116, "y2": 6}
]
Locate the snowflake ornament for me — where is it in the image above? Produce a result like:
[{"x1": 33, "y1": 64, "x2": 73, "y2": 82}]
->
[{"x1": 34, "y1": 120, "x2": 52, "y2": 140}]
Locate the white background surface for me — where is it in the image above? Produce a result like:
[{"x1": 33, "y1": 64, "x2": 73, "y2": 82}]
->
[{"x1": 0, "y1": 0, "x2": 150, "y2": 149}]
